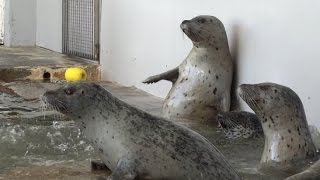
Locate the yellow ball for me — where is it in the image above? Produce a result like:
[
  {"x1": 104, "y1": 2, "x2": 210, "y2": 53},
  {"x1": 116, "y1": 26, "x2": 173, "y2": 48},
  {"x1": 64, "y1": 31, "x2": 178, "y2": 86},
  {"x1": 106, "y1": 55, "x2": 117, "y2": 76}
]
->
[{"x1": 65, "y1": 67, "x2": 87, "y2": 81}]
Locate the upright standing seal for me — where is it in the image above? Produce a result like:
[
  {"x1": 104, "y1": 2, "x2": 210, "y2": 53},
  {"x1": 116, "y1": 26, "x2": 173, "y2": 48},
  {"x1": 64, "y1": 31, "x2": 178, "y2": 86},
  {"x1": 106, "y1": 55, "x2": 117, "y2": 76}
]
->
[
  {"x1": 42, "y1": 83, "x2": 240, "y2": 180},
  {"x1": 143, "y1": 15, "x2": 233, "y2": 124},
  {"x1": 239, "y1": 83, "x2": 317, "y2": 175}
]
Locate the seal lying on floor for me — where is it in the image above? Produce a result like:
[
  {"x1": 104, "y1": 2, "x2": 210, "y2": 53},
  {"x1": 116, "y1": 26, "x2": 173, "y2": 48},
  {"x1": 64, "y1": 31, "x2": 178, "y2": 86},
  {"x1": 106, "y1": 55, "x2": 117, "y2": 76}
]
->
[
  {"x1": 238, "y1": 82, "x2": 317, "y2": 175},
  {"x1": 217, "y1": 111, "x2": 263, "y2": 139},
  {"x1": 42, "y1": 83, "x2": 240, "y2": 180},
  {"x1": 143, "y1": 15, "x2": 233, "y2": 124}
]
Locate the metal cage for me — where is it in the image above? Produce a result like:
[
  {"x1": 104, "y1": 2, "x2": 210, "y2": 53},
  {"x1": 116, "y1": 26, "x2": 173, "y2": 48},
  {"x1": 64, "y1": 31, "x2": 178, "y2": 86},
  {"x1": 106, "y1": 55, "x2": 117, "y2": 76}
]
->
[{"x1": 62, "y1": 0, "x2": 100, "y2": 61}]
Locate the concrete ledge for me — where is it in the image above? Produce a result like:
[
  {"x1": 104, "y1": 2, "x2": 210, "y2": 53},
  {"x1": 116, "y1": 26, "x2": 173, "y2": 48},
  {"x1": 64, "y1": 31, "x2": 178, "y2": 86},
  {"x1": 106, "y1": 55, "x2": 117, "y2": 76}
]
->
[{"x1": 0, "y1": 46, "x2": 100, "y2": 82}]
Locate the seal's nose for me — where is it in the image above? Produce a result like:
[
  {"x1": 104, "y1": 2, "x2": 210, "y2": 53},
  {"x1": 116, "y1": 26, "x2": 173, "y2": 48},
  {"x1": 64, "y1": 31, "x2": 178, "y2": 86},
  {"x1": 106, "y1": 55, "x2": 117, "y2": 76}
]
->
[{"x1": 180, "y1": 20, "x2": 190, "y2": 30}]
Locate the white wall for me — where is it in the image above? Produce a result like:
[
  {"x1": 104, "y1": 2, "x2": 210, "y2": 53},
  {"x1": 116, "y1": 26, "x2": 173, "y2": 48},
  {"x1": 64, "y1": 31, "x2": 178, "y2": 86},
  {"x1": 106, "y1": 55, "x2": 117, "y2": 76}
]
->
[
  {"x1": 36, "y1": 0, "x2": 62, "y2": 52},
  {"x1": 4, "y1": 0, "x2": 37, "y2": 46},
  {"x1": 0, "y1": 0, "x2": 4, "y2": 43},
  {"x1": 100, "y1": 0, "x2": 320, "y2": 127}
]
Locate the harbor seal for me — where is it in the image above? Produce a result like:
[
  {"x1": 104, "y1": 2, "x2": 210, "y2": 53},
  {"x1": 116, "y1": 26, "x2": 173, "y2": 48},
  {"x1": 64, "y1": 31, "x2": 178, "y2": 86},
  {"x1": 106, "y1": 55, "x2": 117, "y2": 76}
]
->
[
  {"x1": 217, "y1": 111, "x2": 263, "y2": 139},
  {"x1": 285, "y1": 159, "x2": 320, "y2": 180},
  {"x1": 238, "y1": 82, "x2": 317, "y2": 174},
  {"x1": 143, "y1": 15, "x2": 233, "y2": 124},
  {"x1": 42, "y1": 82, "x2": 240, "y2": 180}
]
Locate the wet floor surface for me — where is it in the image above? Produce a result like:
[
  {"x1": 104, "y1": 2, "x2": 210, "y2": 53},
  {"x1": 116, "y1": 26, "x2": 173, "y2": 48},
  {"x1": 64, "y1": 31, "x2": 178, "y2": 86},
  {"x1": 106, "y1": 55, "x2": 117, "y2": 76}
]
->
[{"x1": 0, "y1": 80, "x2": 289, "y2": 179}]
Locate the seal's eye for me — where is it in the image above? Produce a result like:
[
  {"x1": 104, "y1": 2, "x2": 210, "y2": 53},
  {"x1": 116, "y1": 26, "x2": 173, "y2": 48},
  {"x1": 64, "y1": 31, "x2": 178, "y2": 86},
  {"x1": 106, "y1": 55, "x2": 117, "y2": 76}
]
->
[
  {"x1": 64, "y1": 87, "x2": 76, "y2": 95},
  {"x1": 197, "y1": 18, "x2": 206, "y2": 24}
]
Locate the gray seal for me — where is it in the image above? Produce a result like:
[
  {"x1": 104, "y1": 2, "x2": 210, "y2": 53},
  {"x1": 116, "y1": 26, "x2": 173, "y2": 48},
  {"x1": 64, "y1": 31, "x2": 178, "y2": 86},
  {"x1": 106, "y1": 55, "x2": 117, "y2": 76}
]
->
[
  {"x1": 217, "y1": 111, "x2": 263, "y2": 139},
  {"x1": 42, "y1": 83, "x2": 240, "y2": 180},
  {"x1": 238, "y1": 82, "x2": 317, "y2": 174},
  {"x1": 143, "y1": 15, "x2": 233, "y2": 125}
]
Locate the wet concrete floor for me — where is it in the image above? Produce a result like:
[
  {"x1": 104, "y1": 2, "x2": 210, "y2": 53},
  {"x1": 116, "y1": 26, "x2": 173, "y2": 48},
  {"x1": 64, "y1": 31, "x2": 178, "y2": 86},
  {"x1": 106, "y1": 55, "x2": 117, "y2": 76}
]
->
[{"x1": 0, "y1": 80, "x2": 292, "y2": 180}]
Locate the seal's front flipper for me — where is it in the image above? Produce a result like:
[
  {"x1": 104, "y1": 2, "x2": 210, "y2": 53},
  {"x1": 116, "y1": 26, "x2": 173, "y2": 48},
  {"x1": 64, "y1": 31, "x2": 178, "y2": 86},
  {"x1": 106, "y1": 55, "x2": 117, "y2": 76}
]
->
[
  {"x1": 107, "y1": 159, "x2": 138, "y2": 180},
  {"x1": 142, "y1": 67, "x2": 179, "y2": 84}
]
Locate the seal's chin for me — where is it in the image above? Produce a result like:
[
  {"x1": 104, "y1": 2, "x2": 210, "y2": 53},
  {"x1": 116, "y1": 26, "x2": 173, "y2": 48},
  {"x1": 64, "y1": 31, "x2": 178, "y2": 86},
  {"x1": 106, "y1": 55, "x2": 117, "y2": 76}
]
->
[
  {"x1": 238, "y1": 86, "x2": 263, "y2": 116},
  {"x1": 184, "y1": 31, "x2": 203, "y2": 43}
]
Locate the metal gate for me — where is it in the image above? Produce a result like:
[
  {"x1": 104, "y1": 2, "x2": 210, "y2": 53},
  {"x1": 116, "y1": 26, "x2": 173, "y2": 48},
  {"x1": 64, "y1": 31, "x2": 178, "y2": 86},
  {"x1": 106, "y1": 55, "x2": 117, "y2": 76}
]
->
[{"x1": 62, "y1": 0, "x2": 100, "y2": 61}]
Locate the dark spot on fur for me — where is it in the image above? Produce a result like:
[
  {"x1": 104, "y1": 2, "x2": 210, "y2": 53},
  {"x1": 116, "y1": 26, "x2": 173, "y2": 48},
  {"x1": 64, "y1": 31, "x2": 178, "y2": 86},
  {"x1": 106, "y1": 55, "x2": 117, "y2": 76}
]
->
[
  {"x1": 269, "y1": 116, "x2": 275, "y2": 124},
  {"x1": 297, "y1": 127, "x2": 301, "y2": 135},
  {"x1": 213, "y1": 88, "x2": 217, "y2": 95},
  {"x1": 216, "y1": 47, "x2": 219, "y2": 50},
  {"x1": 288, "y1": 129, "x2": 291, "y2": 133},
  {"x1": 78, "y1": 116, "x2": 81, "y2": 119},
  {"x1": 99, "y1": 148, "x2": 103, "y2": 153},
  {"x1": 208, "y1": 70, "x2": 211, "y2": 74},
  {"x1": 92, "y1": 116, "x2": 95, "y2": 120},
  {"x1": 112, "y1": 136, "x2": 114, "y2": 139},
  {"x1": 216, "y1": 75, "x2": 219, "y2": 79}
]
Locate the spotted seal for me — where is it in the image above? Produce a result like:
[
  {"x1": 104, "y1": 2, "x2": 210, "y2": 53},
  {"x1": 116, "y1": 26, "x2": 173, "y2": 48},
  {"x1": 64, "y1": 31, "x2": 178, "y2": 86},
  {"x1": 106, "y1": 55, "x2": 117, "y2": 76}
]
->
[
  {"x1": 217, "y1": 111, "x2": 263, "y2": 139},
  {"x1": 42, "y1": 82, "x2": 240, "y2": 180},
  {"x1": 143, "y1": 15, "x2": 233, "y2": 124},
  {"x1": 238, "y1": 82, "x2": 317, "y2": 174}
]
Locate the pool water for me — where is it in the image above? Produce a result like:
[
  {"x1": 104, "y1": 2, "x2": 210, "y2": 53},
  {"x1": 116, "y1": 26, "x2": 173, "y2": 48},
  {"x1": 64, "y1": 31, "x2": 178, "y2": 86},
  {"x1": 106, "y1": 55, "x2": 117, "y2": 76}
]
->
[{"x1": 0, "y1": 81, "x2": 316, "y2": 179}]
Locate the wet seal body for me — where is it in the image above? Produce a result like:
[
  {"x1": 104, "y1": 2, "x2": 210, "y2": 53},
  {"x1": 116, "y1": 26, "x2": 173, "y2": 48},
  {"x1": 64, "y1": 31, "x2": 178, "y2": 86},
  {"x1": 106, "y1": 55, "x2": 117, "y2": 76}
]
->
[
  {"x1": 217, "y1": 111, "x2": 263, "y2": 139},
  {"x1": 143, "y1": 15, "x2": 233, "y2": 124},
  {"x1": 42, "y1": 83, "x2": 240, "y2": 180},
  {"x1": 285, "y1": 159, "x2": 320, "y2": 180},
  {"x1": 238, "y1": 83, "x2": 317, "y2": 174}
]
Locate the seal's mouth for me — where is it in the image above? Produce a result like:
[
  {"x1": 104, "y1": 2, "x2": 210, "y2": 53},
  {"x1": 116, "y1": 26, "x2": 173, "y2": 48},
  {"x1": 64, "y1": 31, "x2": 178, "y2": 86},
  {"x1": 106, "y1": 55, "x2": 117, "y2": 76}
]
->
[
  {"x1": 180, "y1": 21, "x2": 204, "y2": 43},
  {"x1": 41, "y1": 92, "x2": 69, "y2": 114}
]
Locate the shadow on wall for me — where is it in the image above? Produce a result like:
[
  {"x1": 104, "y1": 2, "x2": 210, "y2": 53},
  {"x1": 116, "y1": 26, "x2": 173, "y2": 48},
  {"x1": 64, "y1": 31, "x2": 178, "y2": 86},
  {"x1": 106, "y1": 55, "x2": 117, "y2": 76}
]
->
[{"x1": 230, "y1": 23, "x2": 242, "y2": 111}]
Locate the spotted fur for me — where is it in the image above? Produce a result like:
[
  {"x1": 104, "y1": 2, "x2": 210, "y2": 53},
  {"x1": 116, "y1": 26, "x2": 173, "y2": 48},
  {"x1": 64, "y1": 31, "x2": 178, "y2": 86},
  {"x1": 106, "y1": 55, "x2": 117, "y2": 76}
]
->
[
  {"x1": 42, "y1": 82, "x2": 240, "y2": 180},
  {"x1": 143, "y1": 15, "x2": 233, "y2": 124},
  {"x1": 238, "y1": 83, "x2": 317, "y2": 174},
  {"x1": 217, "y1": 111, "x2": 263, "y2": 139}
]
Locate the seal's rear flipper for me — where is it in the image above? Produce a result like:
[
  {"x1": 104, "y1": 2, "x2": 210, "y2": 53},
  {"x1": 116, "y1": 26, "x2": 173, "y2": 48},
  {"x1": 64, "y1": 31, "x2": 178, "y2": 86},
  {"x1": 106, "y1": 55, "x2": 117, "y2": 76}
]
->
[
  {"x1": 142, "y1": 67, "x2": 179, "y2": 84},
  {"x1": 91, "y1": 160, "x2": 110, "y2": 172}
]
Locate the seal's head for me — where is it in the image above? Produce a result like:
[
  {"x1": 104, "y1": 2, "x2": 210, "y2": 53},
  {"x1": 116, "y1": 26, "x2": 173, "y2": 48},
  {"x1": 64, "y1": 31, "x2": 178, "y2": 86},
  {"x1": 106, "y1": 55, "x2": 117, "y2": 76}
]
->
[
  {"x1": 42, "y1": 83, "x2": 104, "y2": 118},
  {"x1": 180, "y1": 15, "x2": 228, "y2": 48},
  {"x1": 238, "y1": 83, "x2": 305, "y2": 121}
]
